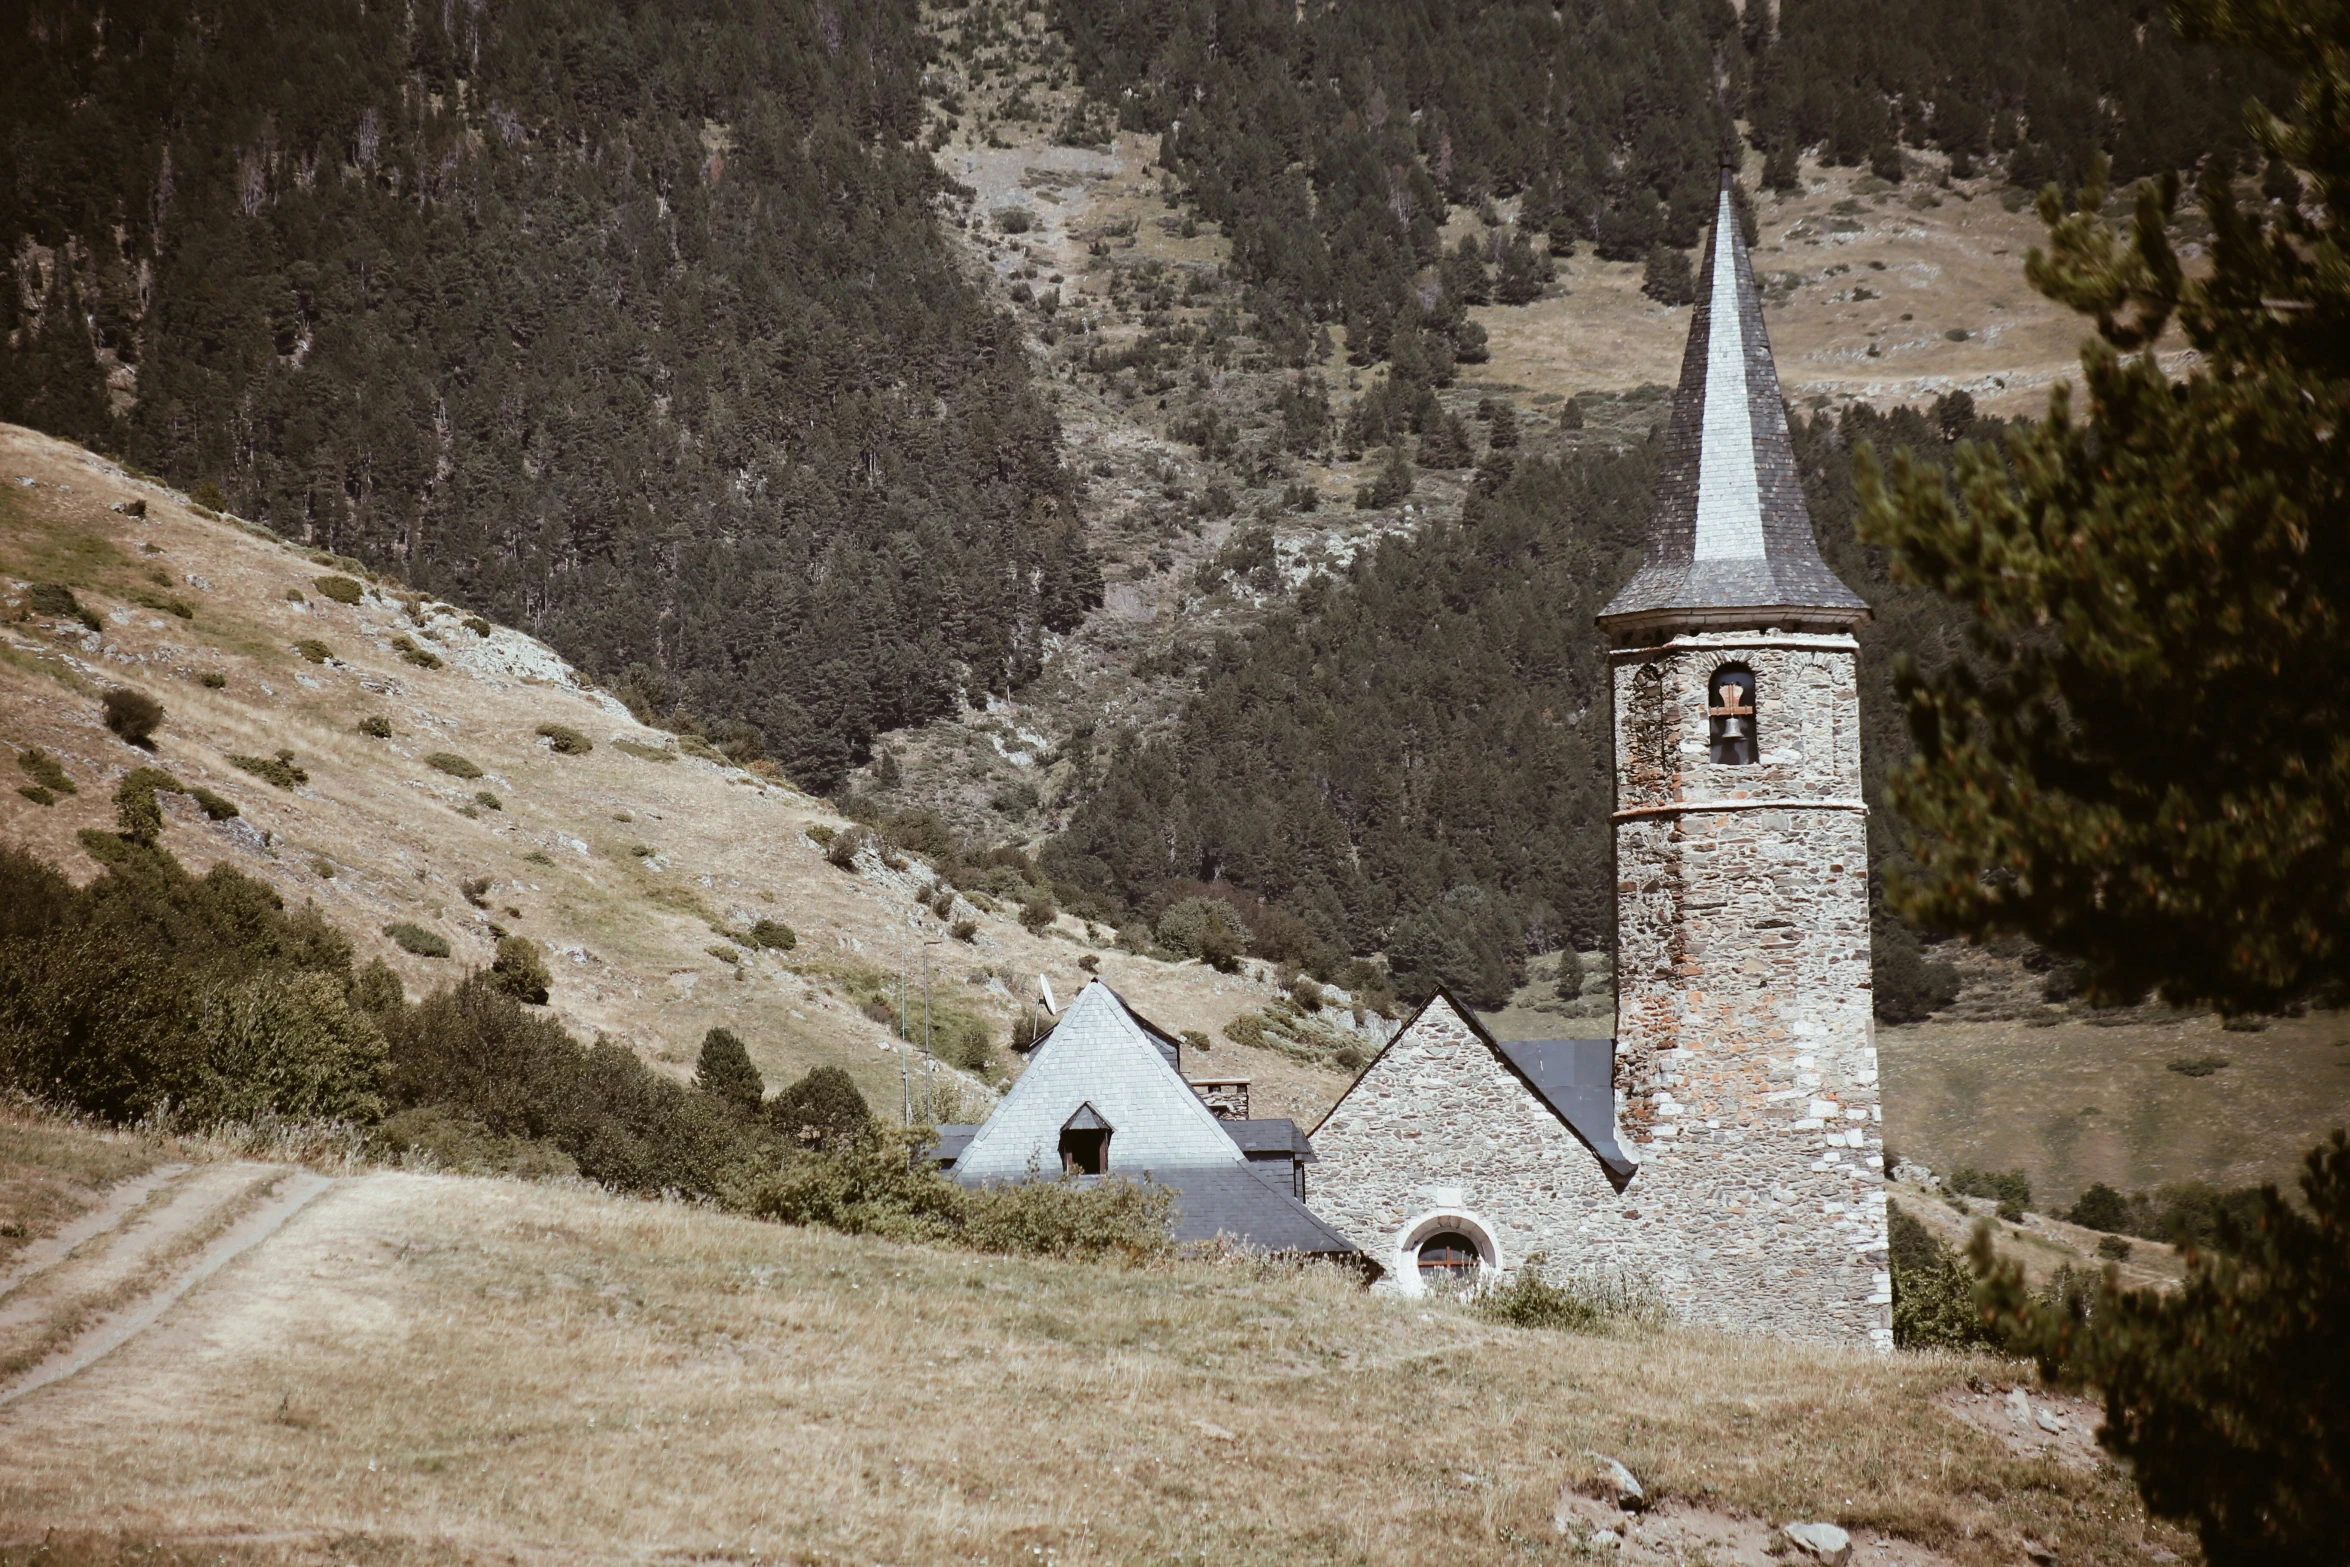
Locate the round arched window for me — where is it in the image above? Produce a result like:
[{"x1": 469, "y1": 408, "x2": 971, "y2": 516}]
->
[{"x1": 1416, "y1": 1231, "x2": 1481, "y2": 1282}]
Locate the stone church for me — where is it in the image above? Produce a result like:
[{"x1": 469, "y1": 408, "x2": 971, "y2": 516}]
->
[{"x1": 1309, "y1": 164, "x2": 1893, "y2": 1348}]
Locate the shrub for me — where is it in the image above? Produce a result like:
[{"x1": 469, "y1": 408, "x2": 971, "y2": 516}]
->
[
  {"x1": 2097, "y1": 1234, "x2": 2135, "y2": 1261},
  {"x1": 1554, "y1": 947, "x2": 1586, "y2": 999},
  {"x1": 2069, "y1": 1182, "x2": 2133, "y2": 1232},
  {"x1": 749, "y1": 918, "x2": 797, "y2": 951},
  {"x1": 312, "y1": 575, "x2": 363, "y2": 604},
  {"x1": 426, "y1": 752, "x2": 482, "y2": 780},
  {"x1": 1019, "y1": 893, "x2": 1057, "y2": 933},
  {"x1": 463, "y1": 616, "x2": 492, "y2": 637},
  {"x1": 102, "y1": 688, "x2": 164, "y2": 745},
  {"x1": 18, "y1": 785, "x2": 54, "y2": 806},
  {"x1": 228, "y1": 750, "x2": 307, "y2": 788},
  {"x1": 489, "y1": 935, "x2": 551, "y2": 1004},
  {"x1": 1476, "y1": 1253, "x2": 1662, "y2": 1332},
  {"x1": 15, "y1": 747, "x2": 76, "y2": 796},
  {"x1": 384, "y1": 922, "x2": 450, "y2": 958},
  {"x1": 29, "y1": 583, "x2": 101, "y2": 630},
  {"x1": 349, "y1": 958, "x2": 404, "y2": 1015},
  {"x1": 951, "y1": 918, "x2": 978, "y2": 942},
  {"x1": 1156, "y1": 896, "x2": 1248, "y2": 970},
  {"x1": 961, "y1": 1175, "x2": 1175, "y2": 1261},
  {"x1": 613, "y1": 738, "x2": 675, "y2": 763},
  {"x1": 370, "y1": 1105, "x2": 576, "y2": 1178},
  {"x1": 384, "y1": 975, "x2": 757, "y2": 1200},
  {"x1": 182, "y1": 970, "x2": 388, "y2": 1125},
  {"x1": 1889, "y1": 1205, "x2": 2003, "y2": 1350},
  {"x1": 742, "y1": 1124, "x2": 964, "y2": 1242},
  {"x1": 1977, "y1": 1134, "x2": 2350, "y2": 1564},
  {"x1": 357, "y1": 715, "x2": 392, "y2": 738},
  {"x1": 805, "y1": 823, "x2": 837, "y2": 847},
  {"x1": 474, "y1": 790, "x2": 501, "y2": 811},
  {"x1": 1950, "y1": 1167, "x2": 2033, "y2": 1213},
  {"x1": 825, "y1": 828, "x2": 865, "y2": 871},
  {"x1": 392, "y1": 635, "x2": 443, "y2": 669},
  {"x1": 768, "y1": 1064, "x2": 873, "y2": 1150},
  {"x1": 694, "y1": 1026, "x2": 764, "y2": 1115},
  {"x1": 295, "y1": 639, "x2": 333, "y2": 663},
  {"x1": 994, "y1": 206, "x2": 1035, "y2": 233},
  {"x1": 199, "y1": 671, "x2": 227, "y2": 688},
  {"x1": 537, "y1": 723, "x2": 591, "y2": 755},
  {"x1": 114, "y1": 767, "x2": 183, "y2": 845}
]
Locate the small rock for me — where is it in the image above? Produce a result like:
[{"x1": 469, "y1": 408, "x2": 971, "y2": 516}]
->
[
  {"x1": 1590, "y1": 1529, "x2": 1620, "y2": 1549},
  {"x1": 1588, "y1": 1452, "x2": 1645, "y2": 1510},
  {"x1": 1782, "y1": 1522, "x2": 1852, "y2": 1566},
  {"x1": 2005, "y1": 1387, "x2": 2032, "y2": 1424},
  {"x1": 2034, "y1": 1406, "x2": 2063, "y2": 1434},
  {"x1": 2022, "y1": 1537, "x2": 2058, "y2": 1565},
  {"x1": 1190, "y1": 1418, "x2": 1235, "y2": 1442}
]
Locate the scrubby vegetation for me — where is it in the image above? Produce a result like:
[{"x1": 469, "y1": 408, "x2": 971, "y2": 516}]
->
[
  {"x1": 1887, "y1": 1205, "x2": 2002, "y2": 1352},
  {"x1": 1474, "y1": 1253, "x2": 1662, "y2": 1334},
  {"x1": 427, "y1": 753, "x2": 483, "y2": 780},
  {"x1": 101, "y1": 688, "x2": 163, "y2": 745},
  {"x1": 537, "y1": 724, "x2": 592, "y2": 756},
  {"x1": 227, "y1": 750, "x2": 308, "y2": 789},
  {"x1": 2065, "y1": 1180, "x2": 2271, "y2": 1255},
  {"x1": 383, "y1": 922, "x2": 450, "y2": 959},
  {"x1": 311, "y1": 576, "x2": 364, "y2": 606}
]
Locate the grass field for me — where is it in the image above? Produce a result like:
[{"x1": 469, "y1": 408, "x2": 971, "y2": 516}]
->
[{"x1": 0, "y1": 1110, "x2": 2192, "y2": 1567}]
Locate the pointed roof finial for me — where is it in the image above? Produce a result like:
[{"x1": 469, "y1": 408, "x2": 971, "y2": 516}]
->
[{"x1": 1596, "y1": 164, "x2": 1868, "y2": 640}]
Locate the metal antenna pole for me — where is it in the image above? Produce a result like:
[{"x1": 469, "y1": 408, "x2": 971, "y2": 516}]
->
[
  {"x1": 922, "y1": 938, "x2": 944, "y2": 1124},
  {"x1": 899, "y1": 947, "x2": 911, "y2": 1128}
]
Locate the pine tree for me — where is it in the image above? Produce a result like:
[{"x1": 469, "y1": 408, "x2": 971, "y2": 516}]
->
[
  {"x1": 694, "y1": 1026, "x2": 764, "y2": 1116},
  {"x1": 1857, "y1": 4, "x2": 2348, "y2": 1013},
  {"x1": 1640, "y1": 245, "x2": 1697, "y2": 306}
]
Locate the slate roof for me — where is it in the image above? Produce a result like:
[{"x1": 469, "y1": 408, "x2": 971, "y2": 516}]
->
[
  {"x1": 950, "y1": 981, "x2": 1244, "y2": 1181},
  {"x1": 1221, "y1": 1119, "x2": 1318, "y2": 1163},
  {"x1": 1598, "y1": 164, "x2": 1869, "y2": 639},
  {"x1": 1145, "y1": 1164, "x2": 1364, "y2": 1260},
  {"x1": 1492, "y1": 1039, "x2": 1636, "y2": 1181},
  {"x1": 928, "y1": 1124, "x2": 980, "y2": 1165}
]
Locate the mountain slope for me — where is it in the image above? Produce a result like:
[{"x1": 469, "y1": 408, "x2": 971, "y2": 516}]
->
[{"x1": 0, "y1": 422, "x2": 1348, "y2": 1122}]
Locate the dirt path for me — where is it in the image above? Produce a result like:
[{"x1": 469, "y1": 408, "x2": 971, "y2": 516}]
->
[{"x1": 0, "y1": 1162, "x2": 333, "y2": 1409}]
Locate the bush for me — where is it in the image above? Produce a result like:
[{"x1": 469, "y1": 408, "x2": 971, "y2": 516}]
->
[
  {"x1": 295, "y1": 639, "x2": 333, "y2": 664},
  {"x1": 186, "y1": 787, "x2": 237, "y2": 821},
  {"x1": 1018, "y1": 893, "x2": 1057, "y2": 933},
  {"x1": 427, "y1": 752, "x2": 483, "y2": 779},
  {"x1": 537, "y1": 724, "x2": 592, "y2": 755},
  {"x1": 1873, "y1": 915, "x2": 1962, "y2": 1022},
  {"x1": 825, "y1": 828, "x2": 866, "y2": 871},
  {"x1": 182, "y1": 970, "x2": 388, "y2": 1124},
  {"x1": 463, "y1": 616, "x2": 492, "y2": 637},
  {"x1": 1554, "y1": 947, "x2": 1586, "y2": 999},
  {"x1": 767, "y1": 1064, "x2": 872, "y2": 1150},
  {"x1": 994, "y1": 206, "x2": 1035, "y2": 233},
  {"x1": 30, "y1": 582, "x2": 101, "y2": 630},
  {"x1": 1639, "y1": 244, "x2": 1696, "y2": 307},
  {"x1": 113, "y1": 766, "x2": 183, "y2": 845},
  {"x1": 14, "y1": 747, "x2": 77, "y2": 797},
  {"x1": 370, "y1": 1105, "x2": 576, "y2": 1179},
  {"x1": 1950, "y1": 1167, "x2": 2032, "y2": 1212},
  {"x1": 2069, "y1": 1182, "x2": 2133, "y2": 1232},
  {"x1": 312, "y1": 575, "x2": 363, "y2": 604},
  {"x1": 200, "y1": 671, "x2": 227, "y2": 688},
  {"x1": 475, "y1": 790, "x2": 502, "y2": 811},
  {"x1": 1889, "y1": 1205, "x2": 2003, "y2": 1350},
  {"x1": 489, "y1": 935, "x2": 551, "y2": 1004},
  {"x1": 742, "y1": 1124, "x2": 966, "y2": 1242},
  {"x1": 951, "y1": 918, "x2": 978, "y2": 942},
  {"x1": 357, "y1": 715, "x2": 392, "y2": 738},
  {"x1": 102, "y1": 688, "x2": 164, "y2": 745},
  {"x1": 384, "y1": 975, "x2": 758, "y2": 1200},
  {"x1": 392, "y1": 635, "x2": 442, "y2": 669},
  {"x1": 2097, "y1": 1234, "x2": 2135, "y2": 1261},
  {"x1": 228, "y1": 750, "x2": 307, "y2": 789},
  {"x1": 1156, "y1": 896, "x2": 1248, "y2": 970},
  {"x1": 1977, "y1": 1133, "x2": 2350, "y2": 1564},
  {"x1": 693, "y1": 1026, "x2": 765, "y2": 1115},
  {"x1": 384, "y1": 922, "x2": 450, "y2": 958},
  {"x1": 1476, "y1": 1252, "x2": 1661, "y2": 1331},
  {"x1": 961, "y1": 1175, "x2": 1175, "y2": 1261},
  {"x1": 749, "y1": 918, "x2": 797, "y2": 951}
]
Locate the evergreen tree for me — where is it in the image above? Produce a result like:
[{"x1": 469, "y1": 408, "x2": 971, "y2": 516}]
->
[
  {"x1": 1640, "y1": 246, "x2": 1697, "y2": 307},
  {"x1": 769, "y1": 1064, "x2": 873, "y2": 1147},
  {"x1": 1856, "y1": 0, "x2": 2349, "y2": 1011},
  {"x1": 694, "y1": 1027, "x2": 764, "y2": 1117}
]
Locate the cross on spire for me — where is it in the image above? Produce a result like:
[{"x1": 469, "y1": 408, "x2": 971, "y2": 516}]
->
[{"x1": 1597, "y1": 167, "x2": 1868, "y2": 639}]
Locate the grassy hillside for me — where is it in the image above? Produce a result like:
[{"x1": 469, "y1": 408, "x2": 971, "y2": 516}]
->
[
  {"x1": 0, "y1": 1106, "x2": 2190, "y2": 1567},
  {"x1": 0, "y1": 422, "x2": 1356, "y2": 1125}
]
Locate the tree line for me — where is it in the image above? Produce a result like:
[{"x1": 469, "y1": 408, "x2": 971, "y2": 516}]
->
[{"x1": 0, "y1": 0, "x2": 1099, "y2": 790}]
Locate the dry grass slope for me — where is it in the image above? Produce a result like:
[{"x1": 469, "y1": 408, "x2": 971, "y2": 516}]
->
[{"x1": 0, "y1": 1111, "x2": 2190, "y2": 1567}]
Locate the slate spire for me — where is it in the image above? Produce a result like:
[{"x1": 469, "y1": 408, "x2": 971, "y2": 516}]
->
[{"x1": 1597, "y1": 164, "x2": 1869, "y2": 639}]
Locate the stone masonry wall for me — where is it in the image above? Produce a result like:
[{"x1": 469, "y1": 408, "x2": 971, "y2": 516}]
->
[
  {"x1": 1309, "y1": 995, "x2": 1635, "y2": 1290},
  {"x1": 1611, "y1": 632, "x2": 1890, "y2": 1348}
]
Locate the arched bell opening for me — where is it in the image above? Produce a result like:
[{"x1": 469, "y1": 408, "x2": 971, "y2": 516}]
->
[{"x1": 1707, "y1": 664, "x2": 1758, "y2": 765}]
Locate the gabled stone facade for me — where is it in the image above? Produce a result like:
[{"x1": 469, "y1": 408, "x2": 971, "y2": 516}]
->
[{"x1": 1309, "y1": 994, "x2": 1633, "y2": 1291}]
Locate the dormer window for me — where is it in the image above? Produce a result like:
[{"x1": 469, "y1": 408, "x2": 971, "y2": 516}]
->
[
  {"x1": 1059, "y1": 1103, "x2": 1111, "y2": 1175},
  {"x1": 1708, "y1": 666, "x2": 1757, "y2": 765}
]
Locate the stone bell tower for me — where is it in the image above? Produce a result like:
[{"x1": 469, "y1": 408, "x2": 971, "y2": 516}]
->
[{"x1": 1596, "y1": 163, "x2": 1890, "y2": 1348}]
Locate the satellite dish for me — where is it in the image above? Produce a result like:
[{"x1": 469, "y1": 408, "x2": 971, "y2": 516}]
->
[{"x1": 1038, "y1": 975, "x2": 1059, "y2": 1015}]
